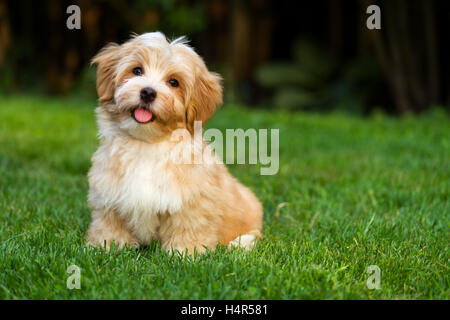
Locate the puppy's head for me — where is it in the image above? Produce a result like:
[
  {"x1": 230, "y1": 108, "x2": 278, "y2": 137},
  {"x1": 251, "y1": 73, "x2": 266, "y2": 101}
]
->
[{"x1": 92, "y1": 32, "x2": 222, "y2": 140}]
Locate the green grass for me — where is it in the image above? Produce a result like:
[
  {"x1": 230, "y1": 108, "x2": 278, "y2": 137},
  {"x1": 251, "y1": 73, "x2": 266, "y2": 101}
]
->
[{"x1": 0, "y1": 96, "x2": 449, "y2": 299}]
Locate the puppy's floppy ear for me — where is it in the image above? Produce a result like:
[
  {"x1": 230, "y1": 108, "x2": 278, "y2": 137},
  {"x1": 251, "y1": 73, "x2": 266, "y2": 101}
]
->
[
  {"x1": 186, "y1": 67, "x2": 223, "y2": 134},
  {"x1": 91, "y1": 43, "x2": 120, "y2": 104}
]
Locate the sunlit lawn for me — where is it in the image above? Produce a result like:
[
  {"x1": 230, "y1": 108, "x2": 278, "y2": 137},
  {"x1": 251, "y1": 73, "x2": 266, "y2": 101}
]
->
[{"x1": 0, "y1": 96, "x2": 448, "y2": 299}]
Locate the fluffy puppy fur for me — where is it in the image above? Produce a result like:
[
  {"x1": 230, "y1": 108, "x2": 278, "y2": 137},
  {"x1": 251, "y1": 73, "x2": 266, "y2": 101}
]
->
[{"x1": 86, "y1": 32, "x2": 263, "y2": 255}]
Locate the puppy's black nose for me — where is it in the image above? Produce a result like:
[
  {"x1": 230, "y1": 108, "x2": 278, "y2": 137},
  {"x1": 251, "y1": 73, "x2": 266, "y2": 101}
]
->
[{"x1": 140, "y1": 87, "x2": 157, "y2": 103}]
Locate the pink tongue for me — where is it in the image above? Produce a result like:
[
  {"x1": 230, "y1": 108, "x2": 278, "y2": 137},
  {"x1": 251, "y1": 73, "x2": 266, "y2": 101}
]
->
[{"x1": 134, "y1": 108, "x2": 152, "y2": 123}]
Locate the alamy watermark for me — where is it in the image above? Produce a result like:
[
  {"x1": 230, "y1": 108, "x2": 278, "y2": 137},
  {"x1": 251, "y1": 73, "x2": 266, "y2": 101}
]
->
[
  {"x1": 366, "y1": 5, "x2": 381, "y2": 30},
  {"x1": 66, "y1": 5, "x2": 81, "y2": 30},
  {"x1": 170, "y1": 121, "x2": 279, "y2": 175},
  {"x1": 67, "y1": 264, "x2": 81, "y2": 290},
  {"x1": 366, "y1": 265, "x2": 381, "y2": 290}
]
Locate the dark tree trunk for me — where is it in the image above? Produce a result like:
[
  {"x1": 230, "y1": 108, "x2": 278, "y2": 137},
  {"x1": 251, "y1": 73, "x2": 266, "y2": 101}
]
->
[{"x1": 365, "y1": 0, "x2": 443, "y2": 114}]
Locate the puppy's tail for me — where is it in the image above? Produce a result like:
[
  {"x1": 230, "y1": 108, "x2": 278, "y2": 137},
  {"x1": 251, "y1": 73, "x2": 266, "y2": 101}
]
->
[{"x1": 227, "y1": 230, "x2": 261, "y2": 251}]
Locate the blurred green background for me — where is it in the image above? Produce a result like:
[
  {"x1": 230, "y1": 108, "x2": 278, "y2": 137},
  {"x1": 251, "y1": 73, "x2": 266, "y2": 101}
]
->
[{"x1": 0, "y1": 0, "x2": 449, "y2": 115}]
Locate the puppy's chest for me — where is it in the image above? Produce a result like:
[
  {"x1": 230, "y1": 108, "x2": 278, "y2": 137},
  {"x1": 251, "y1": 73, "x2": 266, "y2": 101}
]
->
[{"x1": 93, "y1": 143, "x2": 185, "y2": 215}]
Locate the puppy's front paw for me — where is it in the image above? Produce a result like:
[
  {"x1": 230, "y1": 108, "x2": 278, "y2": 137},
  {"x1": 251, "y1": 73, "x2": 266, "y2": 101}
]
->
[{"x1": 86, "y1": 211, "x2": 139, "y2": 252}]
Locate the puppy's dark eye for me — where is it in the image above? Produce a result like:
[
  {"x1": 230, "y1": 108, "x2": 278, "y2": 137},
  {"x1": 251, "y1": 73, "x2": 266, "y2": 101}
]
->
[
  {"x1": 168, "y1": 78, "x2": 179, "y2": 87},
  {"x1": 133, "y1": 67, "x2": 143, "y2": 76}
]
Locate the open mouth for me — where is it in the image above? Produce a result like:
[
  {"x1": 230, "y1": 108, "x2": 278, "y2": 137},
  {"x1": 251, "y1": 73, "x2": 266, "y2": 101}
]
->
[{"x1": 131, "y1": 106, "x2": 154, "y2": 124}]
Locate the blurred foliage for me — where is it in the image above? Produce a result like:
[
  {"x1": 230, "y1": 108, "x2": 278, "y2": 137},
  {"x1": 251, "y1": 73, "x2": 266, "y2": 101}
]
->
[
  {"x1": 0, "y1": 0, "x2": 207, "y2": 97},
  {"x1": 70, "y1": 66, "x2": 97, "y2": 99},
  {"x1": 256, "y1": 39, "x2": 384, "y2": 113},
  {"x1": 1, "y1": 0, "x2": 448, "y2": 114},
  {"x1": 133, "y1": 0, "x2": 206, "y2": 35}
]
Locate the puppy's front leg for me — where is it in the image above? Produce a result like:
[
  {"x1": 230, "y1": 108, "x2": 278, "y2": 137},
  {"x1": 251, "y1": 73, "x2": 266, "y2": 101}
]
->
[
  {"x1": 86, "y1": 209, "x2": 139, "y2": 251},
  {"x1": 158, "y1": 211, "x2": 220, "y2": 256}
]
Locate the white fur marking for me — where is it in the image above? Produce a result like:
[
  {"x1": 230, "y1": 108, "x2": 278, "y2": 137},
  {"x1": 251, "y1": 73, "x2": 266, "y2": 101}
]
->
[{"x1": 228, "y1": 234, "x2": 256, "y2": 250}]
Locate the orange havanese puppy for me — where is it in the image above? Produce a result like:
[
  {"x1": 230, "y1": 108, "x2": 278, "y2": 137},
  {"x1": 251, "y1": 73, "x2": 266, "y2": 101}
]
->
[{"x1": 86, "y1": 32, "x2": 263, "y2": 255}]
